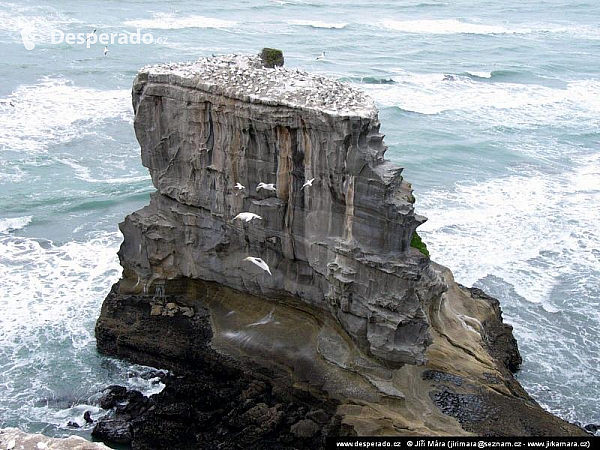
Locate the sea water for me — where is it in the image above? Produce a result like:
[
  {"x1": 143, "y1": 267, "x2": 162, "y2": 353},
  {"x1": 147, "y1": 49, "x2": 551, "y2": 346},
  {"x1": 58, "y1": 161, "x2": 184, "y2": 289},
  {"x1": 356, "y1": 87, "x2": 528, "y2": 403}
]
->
[{"x1": 0, "y1": 0, "x2": 598, "y2": 438}]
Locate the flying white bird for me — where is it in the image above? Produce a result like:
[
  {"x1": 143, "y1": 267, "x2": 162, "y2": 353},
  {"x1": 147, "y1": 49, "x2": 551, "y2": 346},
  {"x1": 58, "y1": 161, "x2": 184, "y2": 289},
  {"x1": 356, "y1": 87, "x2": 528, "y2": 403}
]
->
[
  {"x1": 234, "y1": 212, "x2": 262, "y2": 222},
  {"x1": 301, "y1": 178, "x2": 315, "y2": 189},
  {"x1": 85, "y1": 29, "x2": 97, "y2": 41},
  {"x1": 244, "y1": 256, "x2": 272, "y2": 275},
  {"x1": 103, "y1": 46, "x2": 108, "y2": 56},
  {"x1": 234, "y1": 182, "x2": 245, "y2": 190},
  {"x1": 256, "y1": 182, "x2": 276, "y2": 192},
  {"x1": 316, "y1": 51, "x2": 326, "y2": 60}
]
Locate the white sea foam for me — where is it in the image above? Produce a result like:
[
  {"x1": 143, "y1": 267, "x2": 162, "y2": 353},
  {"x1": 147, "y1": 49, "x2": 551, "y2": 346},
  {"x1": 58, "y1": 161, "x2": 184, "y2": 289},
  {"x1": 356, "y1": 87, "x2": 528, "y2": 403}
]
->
[
  {"x1": 466, "y1": 70, "x2": 492, "y2": 78},
  {"x1": 0, "y1": 2, "x2": 82, "y2": 43},
  {"x1": 0, "y1": 216, "x2": 32, "y2": 233},
  {"x1": 0, "y1": 78, "x2": 131, "y2": 154},
  {"x1": 289, "y1": 20, "x2": 348, "y2": 29},
  {"x1": 124, "y1": 14, "x2": 236, "y2": 30},
  {"x1": 378, "y1": 18, "x2": 600, "y2": 38},
  {"x1": 0, "y1": 231, "x2": 168, "y2": 427},
  {"x1": 417, "y1": 155, "x2": 600, "y2": 309},
  {"x1": 379, "y1": 18, "x2": 526, "y2": 35},
  {"x1": 360, "y1": 70, "x2": 600, "y2": 130}
]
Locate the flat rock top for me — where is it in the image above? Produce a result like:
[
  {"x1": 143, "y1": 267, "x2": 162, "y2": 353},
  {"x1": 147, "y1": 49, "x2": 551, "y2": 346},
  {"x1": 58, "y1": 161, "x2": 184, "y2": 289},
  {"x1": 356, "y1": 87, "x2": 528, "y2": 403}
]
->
[{"x1": 141, "y1": 54, "x2": 378, "y2": 119}]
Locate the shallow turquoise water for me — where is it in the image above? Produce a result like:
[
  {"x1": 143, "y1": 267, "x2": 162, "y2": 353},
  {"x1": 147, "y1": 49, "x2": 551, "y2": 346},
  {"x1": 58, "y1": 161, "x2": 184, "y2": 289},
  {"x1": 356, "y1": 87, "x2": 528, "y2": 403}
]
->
[{"x1": 0, "y1": 0, "x2": 598, "y2": 437}]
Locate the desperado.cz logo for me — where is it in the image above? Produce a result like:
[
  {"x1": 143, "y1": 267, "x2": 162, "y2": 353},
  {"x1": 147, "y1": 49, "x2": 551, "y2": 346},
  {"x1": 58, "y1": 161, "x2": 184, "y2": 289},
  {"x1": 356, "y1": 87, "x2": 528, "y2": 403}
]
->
[{"x1": 20, "y1": 28, "x2": 167, "y2": 50}]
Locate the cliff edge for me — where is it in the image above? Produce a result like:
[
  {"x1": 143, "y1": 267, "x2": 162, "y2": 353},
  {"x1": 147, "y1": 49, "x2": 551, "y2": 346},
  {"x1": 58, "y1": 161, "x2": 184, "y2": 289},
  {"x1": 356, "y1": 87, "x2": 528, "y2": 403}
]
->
[{"x1": 95, "y1": 54, "x2": 585, "y2": 448}]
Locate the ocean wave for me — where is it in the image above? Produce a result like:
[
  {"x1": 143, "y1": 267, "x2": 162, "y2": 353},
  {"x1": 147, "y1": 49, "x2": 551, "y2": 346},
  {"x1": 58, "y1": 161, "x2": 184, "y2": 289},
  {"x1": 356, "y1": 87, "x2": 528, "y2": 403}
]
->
[
  {"x1": 288, "y1": 20, "x2": 348, "y2": 29},
  {"x1": 0, "y1": 216, "x2": 32, "y2": 233},
  {"x1": 0, "y1": 78, "x2": 131, "y2": 153},
  {"x1": 360, "y1": 69, "x2": 600, "y2": 127},
  {"x1": 124, "y1": 14, "x2": 236, "y2": 30},
  {"x1": 378, "y1": 18, "x2": 600, "y2": 39},
  {"x1": 57, "y1": 158, "x2": 151, "y2": 185},
  {"x1": 465, "y1": 70, "x2": 492, "y2": 79},
  {"x1": 355, "y1": 76, "x2": 396, "y2": 84},
  {"x1": 379, "y1": 18, "x2": 526, "y2": 35}
]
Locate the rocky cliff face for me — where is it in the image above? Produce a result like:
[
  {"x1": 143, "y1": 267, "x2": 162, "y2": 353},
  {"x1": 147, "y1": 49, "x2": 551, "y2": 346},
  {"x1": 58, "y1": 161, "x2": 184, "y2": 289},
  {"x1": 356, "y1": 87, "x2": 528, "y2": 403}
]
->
[
  {"x1": 95, "y1": 55, "x2": 585, "y2": 447},
  {"x1": 121, "y1": 55, "x2": 443, "y2": 366}
]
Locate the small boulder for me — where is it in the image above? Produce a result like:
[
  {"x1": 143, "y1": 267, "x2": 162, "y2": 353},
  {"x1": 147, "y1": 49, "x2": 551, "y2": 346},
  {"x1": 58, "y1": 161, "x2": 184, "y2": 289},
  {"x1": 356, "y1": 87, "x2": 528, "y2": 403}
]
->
[
  {"x1": 290, "y1": 419, "x2": 320, "y2": 438},
  {"x1": 99, "y1": 385, "x2": 128, "y2": 409},
  {"x1": 150, "y1": 304, "x2": 163, "y2": 316}
]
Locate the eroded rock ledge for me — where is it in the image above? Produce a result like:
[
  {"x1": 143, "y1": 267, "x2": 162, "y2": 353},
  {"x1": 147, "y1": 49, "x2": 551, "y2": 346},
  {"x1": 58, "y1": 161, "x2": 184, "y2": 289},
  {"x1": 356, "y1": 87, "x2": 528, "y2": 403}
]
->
[{"x1": 95, "y1": 54, "x2": 585, "y2": 448}]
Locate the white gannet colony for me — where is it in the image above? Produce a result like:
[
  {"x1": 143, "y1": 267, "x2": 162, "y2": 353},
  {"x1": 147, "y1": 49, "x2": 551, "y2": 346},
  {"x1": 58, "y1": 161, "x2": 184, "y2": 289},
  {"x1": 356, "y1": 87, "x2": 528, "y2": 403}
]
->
[{"x1": 142, "y1": 54, "x2": 377, "y2": 118}]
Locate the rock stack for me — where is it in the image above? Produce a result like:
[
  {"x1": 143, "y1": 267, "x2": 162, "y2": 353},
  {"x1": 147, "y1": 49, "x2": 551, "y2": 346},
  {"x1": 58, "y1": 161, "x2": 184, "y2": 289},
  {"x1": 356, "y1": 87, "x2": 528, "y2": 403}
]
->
[{"x1": 95, "y1": 54, "x2": 586, "y2": 448}]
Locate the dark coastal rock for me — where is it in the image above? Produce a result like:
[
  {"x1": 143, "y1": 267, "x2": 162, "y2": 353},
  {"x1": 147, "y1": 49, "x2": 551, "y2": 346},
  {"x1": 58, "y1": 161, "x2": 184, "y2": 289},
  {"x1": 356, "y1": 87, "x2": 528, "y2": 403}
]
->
[
  {"x1": 98, "y1": 385, "x2": 128, "y2": 409},
  {"x1": 95, "y1": 54, "x2": 587, "y2": 445},
  {"x1": 91, "y1": 418, "x2": 132, "y2": 445},
  {"x1": 423, "y1": 370, "x2": 463, "y2": 387},
  {"x1": 291, "y1": 419, "x2": 320, "y2": 438},
  {"x1": 464, "y1": 285, "x2": 523, "y2": 372},
  {"x1": 430, "y1": 388, "x2": 494, "y2": 424}
]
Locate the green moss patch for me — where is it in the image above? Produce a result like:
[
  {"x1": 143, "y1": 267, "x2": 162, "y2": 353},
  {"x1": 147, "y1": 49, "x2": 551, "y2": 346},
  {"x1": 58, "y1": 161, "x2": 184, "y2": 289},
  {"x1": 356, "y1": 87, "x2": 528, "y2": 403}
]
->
[{"x1": 410, "y1": 231, "x2": 430, "y2": 258}]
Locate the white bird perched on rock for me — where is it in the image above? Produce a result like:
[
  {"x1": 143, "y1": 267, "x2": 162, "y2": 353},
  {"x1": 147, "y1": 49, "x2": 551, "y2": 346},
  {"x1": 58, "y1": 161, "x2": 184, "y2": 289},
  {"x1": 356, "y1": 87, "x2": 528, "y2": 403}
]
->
[
  {"x1": 316, "y1": 51, "x2": 326, "y2": 60},
  {"x1": 256, "y1": 182, "x2": 276, "y2": 192},
  {"x1": 234, "y1": 182, "x2": 245, "y2": 190},
  {"x1": 244, "y1": 256, "x2": 272, "y2": 275},
  {"x1": 301, "y1": 178, "x2": 315, "y2": 189},
  {"x1": 7, "y1": 438, "x2": 15, "y2": 450},
  {"x1": 234, "y1": 212, "x2": 262, "y2": 222}
]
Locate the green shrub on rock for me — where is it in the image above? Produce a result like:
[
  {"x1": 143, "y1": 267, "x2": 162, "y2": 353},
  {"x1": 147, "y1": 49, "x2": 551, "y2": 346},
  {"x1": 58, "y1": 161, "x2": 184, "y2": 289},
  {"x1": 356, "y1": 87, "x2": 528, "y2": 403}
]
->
[{"x1": 260, "y1": 48, "x2": 284, "y2": 68}]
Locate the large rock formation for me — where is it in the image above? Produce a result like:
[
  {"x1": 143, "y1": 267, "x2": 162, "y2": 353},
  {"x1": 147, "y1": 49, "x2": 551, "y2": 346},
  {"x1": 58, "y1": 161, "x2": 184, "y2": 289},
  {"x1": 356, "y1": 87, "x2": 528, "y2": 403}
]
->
[{"x1": 95, "y1": 54, "x2": 585, "y2": 447}]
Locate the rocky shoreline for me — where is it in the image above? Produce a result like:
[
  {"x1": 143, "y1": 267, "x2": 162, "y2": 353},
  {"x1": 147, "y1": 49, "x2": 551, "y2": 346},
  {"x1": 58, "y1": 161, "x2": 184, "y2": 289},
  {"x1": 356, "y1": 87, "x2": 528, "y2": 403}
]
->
[{"x1": 92, "y1": 54, "x2": 587, "y2": 448}]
